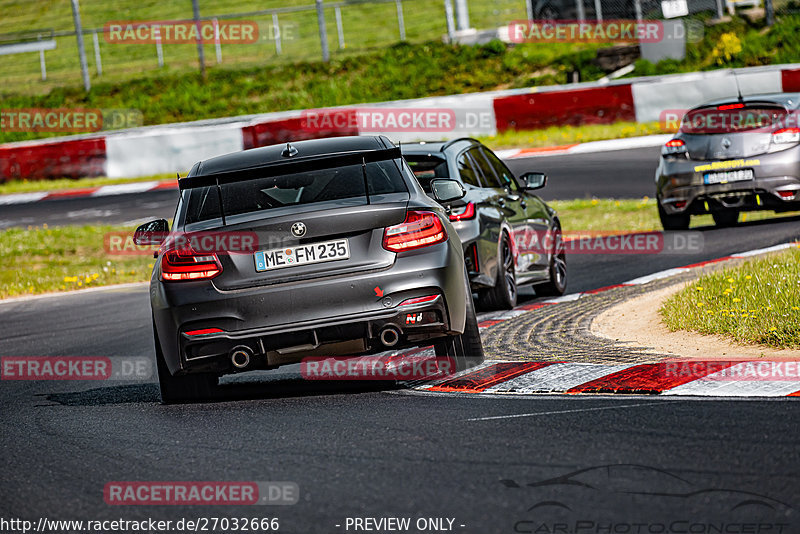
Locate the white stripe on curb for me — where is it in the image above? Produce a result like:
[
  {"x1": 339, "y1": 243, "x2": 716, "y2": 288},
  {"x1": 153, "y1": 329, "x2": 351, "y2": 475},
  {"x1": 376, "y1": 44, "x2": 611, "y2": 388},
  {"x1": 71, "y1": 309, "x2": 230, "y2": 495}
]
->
[{"x1": 0, "y1": 192, "x2": 49, "y2": 205}]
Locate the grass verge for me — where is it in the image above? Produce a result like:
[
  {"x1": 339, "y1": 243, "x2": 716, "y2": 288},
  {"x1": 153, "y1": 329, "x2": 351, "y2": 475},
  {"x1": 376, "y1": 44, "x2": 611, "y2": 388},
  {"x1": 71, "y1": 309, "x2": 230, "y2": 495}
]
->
[
  {"x1": 2, "y1": 202, "x2": 799, "y2": 299},
  {"x1": 660, "y1": 247, "x2": 800, "y2": 349},
  {"x1": 476, "y1": 121, "x2": 671, "y2": 150},
  {"x1": 0, "y1": 225, "x2": 153, "y2": 299}
]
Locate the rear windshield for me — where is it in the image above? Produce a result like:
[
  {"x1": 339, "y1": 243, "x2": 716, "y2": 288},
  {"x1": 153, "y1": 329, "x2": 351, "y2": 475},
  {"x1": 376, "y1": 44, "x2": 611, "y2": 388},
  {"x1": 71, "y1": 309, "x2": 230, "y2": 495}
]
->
[
  {"x1": 404, "y1": 155, "x2": 449, "y2": 193},
  {"x1": 680, "y1": 105, "x2": 789, "y2": 134},
  {"x1": 183, "y1": 159, "x2": 407, "y2": 225}
]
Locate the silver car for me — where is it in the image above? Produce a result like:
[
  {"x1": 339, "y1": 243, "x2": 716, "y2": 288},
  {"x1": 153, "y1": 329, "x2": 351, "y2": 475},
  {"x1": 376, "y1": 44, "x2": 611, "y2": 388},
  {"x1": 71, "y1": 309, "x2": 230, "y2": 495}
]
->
[{"x1": 656, "y1": 93, "x2": 800, "y2": 229}]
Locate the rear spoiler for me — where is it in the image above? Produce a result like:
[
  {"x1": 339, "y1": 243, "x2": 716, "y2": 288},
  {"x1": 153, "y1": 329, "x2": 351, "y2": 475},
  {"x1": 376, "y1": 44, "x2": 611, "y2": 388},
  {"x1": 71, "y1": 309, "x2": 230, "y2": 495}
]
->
[{"x1": 178, "y1": 146, "x2": 402, "y2": 191}]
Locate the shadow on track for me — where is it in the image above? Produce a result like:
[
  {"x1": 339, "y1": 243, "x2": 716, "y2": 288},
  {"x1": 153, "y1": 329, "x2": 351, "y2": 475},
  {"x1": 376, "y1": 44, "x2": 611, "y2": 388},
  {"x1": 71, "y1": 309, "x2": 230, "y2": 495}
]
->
[{"x1": 43, "y1": 377, "x2": 403, "y2": 407}]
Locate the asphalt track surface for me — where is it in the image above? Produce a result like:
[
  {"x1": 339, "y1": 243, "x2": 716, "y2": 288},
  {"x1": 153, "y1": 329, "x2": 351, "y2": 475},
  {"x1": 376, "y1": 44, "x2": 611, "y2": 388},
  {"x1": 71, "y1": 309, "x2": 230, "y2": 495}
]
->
[{"x1": 1, "y1": 146, "x2": 799, "y2": 531}]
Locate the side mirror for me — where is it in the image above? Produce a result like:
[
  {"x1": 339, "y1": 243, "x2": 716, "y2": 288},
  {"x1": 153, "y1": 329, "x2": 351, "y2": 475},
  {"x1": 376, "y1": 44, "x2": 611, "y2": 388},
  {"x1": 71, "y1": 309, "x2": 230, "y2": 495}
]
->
[
  {"x1": 430, "y1": 179, "x2": 466, "y2": 202},
  {"x1": 133, "y1": 219, "x2": 169, "y2": 246},
  {"x1": 520, "y1": 172, "x2": 547, "y2": 191}
]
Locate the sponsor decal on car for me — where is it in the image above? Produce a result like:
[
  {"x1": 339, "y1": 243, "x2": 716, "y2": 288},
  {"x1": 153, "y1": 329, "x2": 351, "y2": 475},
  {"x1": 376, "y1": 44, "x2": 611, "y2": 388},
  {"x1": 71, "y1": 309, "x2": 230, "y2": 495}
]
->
[{"x1": 693, "y1": 159, "x2": 761, "y2": 173}]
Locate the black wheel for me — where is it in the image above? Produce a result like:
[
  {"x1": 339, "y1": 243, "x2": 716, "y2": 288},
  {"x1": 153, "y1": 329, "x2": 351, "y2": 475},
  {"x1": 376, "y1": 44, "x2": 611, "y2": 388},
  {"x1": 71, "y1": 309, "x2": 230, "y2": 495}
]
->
[
  {"x1": 478, "y1": 233, "x2": 517, "y2": 310},
  {"x1": 712, "y1": 210, "x2": 739, "y2": 227},
  {"x1": 434, "y1": 272, "x2": 485, "y2": 372},
  {"x1": 534, "y1": 223, "x2": 567, "y2": 297},
  {"x1": 658, "y1": 202, "x2": 690, "y2": 230},
  {"x1": 154, "y1": 324, "x2": 218, "y2": 404}
]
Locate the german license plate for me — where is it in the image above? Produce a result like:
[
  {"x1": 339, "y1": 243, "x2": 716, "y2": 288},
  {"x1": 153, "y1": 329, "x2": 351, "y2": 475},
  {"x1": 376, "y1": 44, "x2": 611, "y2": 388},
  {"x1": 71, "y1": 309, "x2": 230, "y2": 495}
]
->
[
  {"x1": 703, "y1": 169, "x2": 754, "y2": 185},
  {"x1": 255, "y1": 239, "x2": 350, "y2": 272}
]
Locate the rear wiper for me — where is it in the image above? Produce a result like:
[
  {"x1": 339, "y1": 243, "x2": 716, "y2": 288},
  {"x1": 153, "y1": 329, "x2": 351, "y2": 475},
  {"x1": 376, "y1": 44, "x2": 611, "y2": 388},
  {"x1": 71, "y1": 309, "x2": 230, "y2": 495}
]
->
[{"x1": 361, "y1": 156, "x2": 370, "y2": 205}]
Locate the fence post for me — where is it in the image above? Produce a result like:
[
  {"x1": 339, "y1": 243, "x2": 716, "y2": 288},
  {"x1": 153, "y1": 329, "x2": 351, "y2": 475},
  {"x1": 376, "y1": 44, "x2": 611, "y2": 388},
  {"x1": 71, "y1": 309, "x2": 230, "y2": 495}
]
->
[
  {"x1": 454, "y1": 0, "x2": 470, "y2": 31},
  {"x1": 155, "y1": 25, "x2": 165, "y2": 67},
  {"x1": 765, "y1": 0, "x2": 774, "y2": 26},
  {"x1": 38, "y1": 33, "x2": 47, "y2": 81},
  {"x1": 316, "y1": 0, "x2": 330, "y2": 62},
  {"x1": 335, "y1": 6, "x2": 345, "y2": 49},
  {"x1": 213, "y1": 18, "x2": 222, "y2": 63},
  {"x1": 594, "y1": 0, "x2": 603, "y2": 21},
  {"x1": 575, "y1": 0, "x2": 586, "y2": 21},
  {"x1": 633, "y1": 0, "x2": 642, "y2": 21},
  {"x1": 92, "y1": 30, "x2": 102, "y2": 76},
  {"x1": 273, "y1": 13, "x2": 282, "y2": 55},
  {"x1": 396, "y1": 0, "x2": 407, "y2": 41},
  {"x1": 191, "y1": 0, "x2": 206, "y2": 79},
  {"x1": 70, "y1": 0, "x2": 91, "y2": 92},
  {"x1": 444, "y1": 0, "x2": 456, "y2": 40},
  {"x1": 526, "y1": 0, "x2": 533, "y2": 20}
]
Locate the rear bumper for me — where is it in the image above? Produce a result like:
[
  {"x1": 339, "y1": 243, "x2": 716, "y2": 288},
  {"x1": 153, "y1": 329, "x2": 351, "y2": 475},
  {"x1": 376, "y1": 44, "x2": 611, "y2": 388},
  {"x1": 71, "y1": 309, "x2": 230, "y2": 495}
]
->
[
  {"x1": 656, "y1": 148, "x2": 800, "y2": 215},
  {"x1": 151, "y1": 239, "x2": 467, "y2": 375}
]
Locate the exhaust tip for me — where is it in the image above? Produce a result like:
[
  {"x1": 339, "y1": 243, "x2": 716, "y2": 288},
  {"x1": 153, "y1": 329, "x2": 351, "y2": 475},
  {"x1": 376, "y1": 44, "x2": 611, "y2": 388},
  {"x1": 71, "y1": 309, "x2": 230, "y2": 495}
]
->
[
  {"x1": 379, "y1": 326, "x2": 401, "y2": 348},
  {"x1": 230, "y1": 346, "x2": 252, "y2": 369}
]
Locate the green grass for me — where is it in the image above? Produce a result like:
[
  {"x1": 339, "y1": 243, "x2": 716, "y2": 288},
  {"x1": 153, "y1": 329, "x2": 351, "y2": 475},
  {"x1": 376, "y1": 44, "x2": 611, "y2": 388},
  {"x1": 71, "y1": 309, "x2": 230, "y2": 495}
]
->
[
  {"x1": 0, "y1": 224, "x2": 153, "y2": 298},
  {"x1": 0, "y1": 173, "x2": 174, "y2": 195},
  {"x1": 660, "y1": 247, "x2": 800, "y2": 349},
  {"x1": 477, "y1": 121, "x2": 672, "y2": 150},
  {"x1": 3, "y1": 202, "x2": 800, "y2": 299}
]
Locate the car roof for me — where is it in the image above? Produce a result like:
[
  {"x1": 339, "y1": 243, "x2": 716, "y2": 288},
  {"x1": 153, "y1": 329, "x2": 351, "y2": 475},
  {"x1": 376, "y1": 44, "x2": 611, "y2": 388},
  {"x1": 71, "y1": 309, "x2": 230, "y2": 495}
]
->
[
  {"x1": 193, "y1": 135, "x2": 393, "y2": 176},
  {"x1": 400, "y1": 138, "x2": 481, "y2": 156},
  {"x1": 696, "y1": 92, "x2": 800, "y2": 110}
]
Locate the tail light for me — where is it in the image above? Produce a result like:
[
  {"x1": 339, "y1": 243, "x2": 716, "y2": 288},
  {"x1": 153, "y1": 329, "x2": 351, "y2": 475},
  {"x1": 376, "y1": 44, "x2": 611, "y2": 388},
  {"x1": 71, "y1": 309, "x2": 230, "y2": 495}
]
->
[
  {"x1": 448, "y1": 202, "x2": 476, "y2": 222},
  {"x1": 717, "y1": 103, "x2": 744, "y2": 110},
  {"x1": 777, "y1": 190, "x2": 796, "y2": 200},
  {"x1": 383, "y1": 211, "x2": 447, "y2": 252},
  {"x1": 161, "y1": 246, "x2": 222, "y2": 281},
  {"x1": 662, "y1": 138, "x2": 687, "y2": 156},
  {"x1": 772, "y1": 128, "x2": 800, "y2": 145}
]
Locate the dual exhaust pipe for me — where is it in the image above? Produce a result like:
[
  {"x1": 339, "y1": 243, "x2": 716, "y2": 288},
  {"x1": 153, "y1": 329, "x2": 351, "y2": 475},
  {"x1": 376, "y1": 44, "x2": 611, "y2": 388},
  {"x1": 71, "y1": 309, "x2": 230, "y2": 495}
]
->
[{"x1": 229, "y1": 326, "x2": 402, "y2": 369}]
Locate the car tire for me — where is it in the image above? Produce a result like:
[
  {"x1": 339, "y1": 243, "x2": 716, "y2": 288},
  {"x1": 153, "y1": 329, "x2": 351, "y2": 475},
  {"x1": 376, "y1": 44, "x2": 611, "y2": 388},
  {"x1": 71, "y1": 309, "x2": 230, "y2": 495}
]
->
[
  {"x1": 434, "y1": 270, "x2": 485, "y2": 372},
  {"x1": 534, "y1": 223, "x2": 567, "y2": 297},
  {"x1": 154, "y1": 323, "x2": 218, "y2": 404},
  {"x1": 712, "y1": 210, "x2": 739, "y2": 227},
  {"x1": 478, "y1": 233, "x2": 517, "y2": 310},
  {"x1": 658, "y1": 202, "x2": 690, "y2": 230}
]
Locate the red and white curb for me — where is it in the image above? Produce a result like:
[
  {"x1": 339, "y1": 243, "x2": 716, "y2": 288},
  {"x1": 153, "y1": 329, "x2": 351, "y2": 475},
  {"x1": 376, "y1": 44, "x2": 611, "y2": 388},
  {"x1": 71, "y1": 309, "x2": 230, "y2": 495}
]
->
[
  {"x1": 0, "y1": 179, "x2": 177, "y2": 206},
  {"x1": 417, "y1": 360, "x2": 800, "y2": 397},
  {"x1": 437, "y1": 240, "x2": 800, "y2": 397}
]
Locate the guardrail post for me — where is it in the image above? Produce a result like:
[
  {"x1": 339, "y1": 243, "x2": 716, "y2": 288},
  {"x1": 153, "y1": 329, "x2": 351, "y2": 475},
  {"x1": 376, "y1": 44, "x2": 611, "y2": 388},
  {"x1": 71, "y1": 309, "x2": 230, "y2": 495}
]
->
[
  {"x1": 316, "y1": 0, "x2": 330, "y2": 62},
  {"x1": 454, "y1": 0, "x2": 470, "y2": 31},
  {"x1": 70, "y1": 0, "x2": 91, "y2": 91},
  {"x1": 444, "y1": 0, "x2": 456, "y2": 40}
]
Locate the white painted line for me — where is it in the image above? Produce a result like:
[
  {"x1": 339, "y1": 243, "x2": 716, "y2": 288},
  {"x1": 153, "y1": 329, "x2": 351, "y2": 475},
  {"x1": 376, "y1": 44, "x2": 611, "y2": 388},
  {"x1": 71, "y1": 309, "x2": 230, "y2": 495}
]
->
[
  {"x1": 566, "y1": 134, "x2": 672, "y2": 154},
  {"x1": 0, "y1": 192, "x2": 49, "y2": 205},
  {"x1": 540, "y1": 293, "x2": 582, "y2": 304},
  {"x1": 92, "y1": 181, "x2": 160, "y2": 196},
  {"x1": 623, "y1": 267, "x2": 688, "y2": 285},
  {"x1": 485, "y1": 363, "x2": 635, "y2": 393},
  {"x1": 465, "y1": 401, "x2": 673, "y2": 421},
  {"x1": 731, "y1": 242, "x2": 795, "y2": 258}
]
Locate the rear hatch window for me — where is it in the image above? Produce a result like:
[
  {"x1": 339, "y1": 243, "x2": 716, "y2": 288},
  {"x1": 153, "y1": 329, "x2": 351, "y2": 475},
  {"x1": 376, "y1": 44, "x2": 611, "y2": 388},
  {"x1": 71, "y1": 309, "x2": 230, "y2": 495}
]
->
[
  {"x1": 183, "y1": 159, "x2": 408, "y2": 227},
  {"x1": 404, "y1": 155, "x2": 449, "y2": 193}
]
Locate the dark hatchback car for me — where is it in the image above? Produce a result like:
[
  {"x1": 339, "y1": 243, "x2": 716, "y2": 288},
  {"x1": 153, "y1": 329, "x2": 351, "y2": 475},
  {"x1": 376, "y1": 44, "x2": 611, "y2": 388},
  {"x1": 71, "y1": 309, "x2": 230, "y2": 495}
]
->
[
  {"x1": 134, "y1": 136, "x2": 483, "y2": 403},
  {"x1": 401, "y1": 138, "x2": 566, "y2": 310},
  {"x1": 656, "y1": 93, "x2": 800, "y2": 230}
]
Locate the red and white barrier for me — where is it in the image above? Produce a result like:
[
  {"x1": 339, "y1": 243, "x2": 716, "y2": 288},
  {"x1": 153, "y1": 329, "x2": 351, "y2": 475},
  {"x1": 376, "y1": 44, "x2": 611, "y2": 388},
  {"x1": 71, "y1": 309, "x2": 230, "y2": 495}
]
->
[{"x1": 2, "y1": 63, "x2": 799, "y2": 184}]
